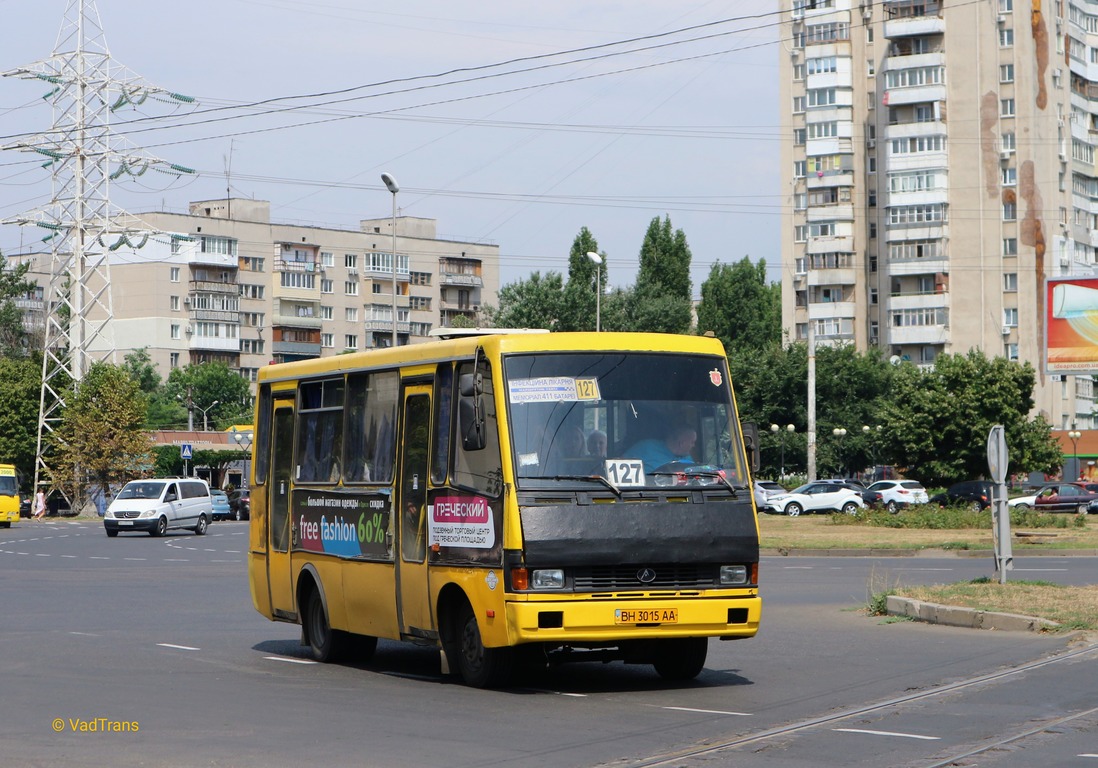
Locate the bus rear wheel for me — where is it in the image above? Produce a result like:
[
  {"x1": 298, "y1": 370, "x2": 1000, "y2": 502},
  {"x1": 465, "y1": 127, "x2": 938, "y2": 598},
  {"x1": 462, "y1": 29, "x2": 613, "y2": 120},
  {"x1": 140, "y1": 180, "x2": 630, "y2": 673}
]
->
[
  {"x1": 652, "y1": 637, "x2": 708, "y2": 681},
  {"x1": 454, "y1": 601, "x2": 511, "y2": 688}
]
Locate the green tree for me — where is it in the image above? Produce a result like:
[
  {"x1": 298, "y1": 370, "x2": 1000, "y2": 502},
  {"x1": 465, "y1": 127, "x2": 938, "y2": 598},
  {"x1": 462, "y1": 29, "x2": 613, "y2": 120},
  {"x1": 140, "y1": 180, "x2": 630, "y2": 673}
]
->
[
  {"x1": 165, "y1": 362, "x2": 253, "y2": 430},
  {"x1": 558, "y1": 228, "x2": 604, "y2": 332},
  {"x1": 631, "y1": 216, "x2": 692, "y2": 334},
  {"x1": 882, "y1": 351, "x2": 1061, "y2": 486},
  {"x1": 481, "y1": 271, "x2": 564, "y2": 331},
  {"x1": 0, "y1": 356, "x2": 42, "y2": 488},
  {"x1": 49, "y1": 362, "x2": 153, "y2": 511},
  {"x1": 696, "y1": 257, "x2": 781, "y2": 352},
  {"x1": 0, "y1": 255, "x2": 36, "y2": 357},
  {"x1": 124, "y1": 347, "x2": 188, "y2": 429}
]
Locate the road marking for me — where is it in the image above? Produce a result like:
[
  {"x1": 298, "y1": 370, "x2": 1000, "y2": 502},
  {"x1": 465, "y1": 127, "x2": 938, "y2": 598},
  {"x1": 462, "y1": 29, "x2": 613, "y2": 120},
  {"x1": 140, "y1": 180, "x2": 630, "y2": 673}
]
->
[
  {"x1": 163, "y1": 558, "x2": 189, "y2": 562},
  {"x1": 70, "y1": 631, "x2": 100, "y2": 636},
  {"x1": 157, "y1": 643, "x2": 200, "y2": 651},
  {"x1": 662, "y1": 706, "x2": 751, "y2": 717},
  {"x1": 1078, "y1": 754, "x2": 1098, "y2": 758},
  {"x1": 124, "y1": 557, "x2": 147, "y2": 561},
  {"x1": 834, "y1": 728, "x2": 939, "y2": 740},
  {"x1": 89, "y1": 556, "x2": 110, "y2": 560},
  {"x1": 35, "y1": 553, "x2": 50, "y2": 557},
  {"x1": 60, "y1": 554, "x2": 76, "y2": 558},
  {"x1": 264, "y1": 656, "x2": 316, "y2": 665}
]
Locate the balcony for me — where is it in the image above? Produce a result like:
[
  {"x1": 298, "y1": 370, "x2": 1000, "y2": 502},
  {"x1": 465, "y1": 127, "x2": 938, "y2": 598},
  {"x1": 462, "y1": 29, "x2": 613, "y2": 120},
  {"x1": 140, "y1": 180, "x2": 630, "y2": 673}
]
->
[
  {"x1": 808, "y1": 268, "x2": 857, "y2": 286},
  {"x1": 272, "y1": 313, "x2": 322, "y2": 330},
  {"x1": 439, "y1": 300, "x2": 479, "y2": 313},
  {"x1": 274, "y1": 258, "x2": 318, "y2": 273},
  {"x1": 889, "y1": 323, "x2": 949, "y2": 345},
  {"x1": 439, "y1": 273, "x2": 483, "y2": 288},
  {"x1": 188, "y1": 335, "x2": 241, "y2": 352},
  {"x1": 272, "y1": 340, "x2": 321, "y2": 357},
  {"x1": 191, "y1": 309, "x2": 240, "y2": 323},
  {"x1": 889, "y1": 292, "x2": 948, "y2": 311},
  {"x1": 806, "y1": 235, "x2": 856, "y2": 255},
  {"x1": 365, "y1": 320, "x2": 411, "y2": 333},
  {"x1": 187, "y1": 250, "x2": 238, "y2": 268},
  {"x1": 884, "y1": 15, "x2": 945, "y2": 40},
  {"x1": 190, "y1": 280, "x2": 237, "y2": 295}
]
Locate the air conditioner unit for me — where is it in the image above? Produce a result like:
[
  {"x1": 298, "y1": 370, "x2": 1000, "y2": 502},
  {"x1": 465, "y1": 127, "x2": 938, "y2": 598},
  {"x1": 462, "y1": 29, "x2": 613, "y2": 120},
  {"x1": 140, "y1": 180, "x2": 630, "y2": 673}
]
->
[
  {"x1": 183, "y1": 296, "x2": 191, "y2": 305},
  {"x1": 1000, "y1": 150, "x2": 1011, "y2": 160},
  {"x1": 996, "y1": 14, "x2": 1006, "y2": 24},
  {"x1": 1001, "y1": 326, "x2": 1012, "y2": 335},
  {"x1": 347, "y1": 268, "x2": 358, "y2": 277},
  {"x1": 867, "y1": 138, "x2": 876, "y2": 149}
]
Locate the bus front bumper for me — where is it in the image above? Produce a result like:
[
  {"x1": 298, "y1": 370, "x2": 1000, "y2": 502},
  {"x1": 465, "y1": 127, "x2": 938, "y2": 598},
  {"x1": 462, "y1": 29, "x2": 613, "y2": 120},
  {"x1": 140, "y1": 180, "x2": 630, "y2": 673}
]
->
[{"x1": 505, "y1": 594, "x2": 761, "y2": 645}]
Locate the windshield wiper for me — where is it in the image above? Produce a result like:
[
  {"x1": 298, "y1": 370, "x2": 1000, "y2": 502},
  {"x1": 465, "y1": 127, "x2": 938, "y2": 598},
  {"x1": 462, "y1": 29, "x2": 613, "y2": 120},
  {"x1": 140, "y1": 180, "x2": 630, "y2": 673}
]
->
[
  {"x1": 546, "y1": 475, "x2": 623, "y2": 498},
  {"x1": 648, "y1": 467, "x2": 742, "y2": 495}
]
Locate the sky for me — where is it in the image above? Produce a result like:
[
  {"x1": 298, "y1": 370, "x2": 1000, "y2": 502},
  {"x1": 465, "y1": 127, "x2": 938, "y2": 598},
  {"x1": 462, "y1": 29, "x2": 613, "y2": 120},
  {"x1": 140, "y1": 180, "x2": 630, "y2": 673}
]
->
[{"x1": 0, "y1": 0, "x2": 782, "y2": 295}]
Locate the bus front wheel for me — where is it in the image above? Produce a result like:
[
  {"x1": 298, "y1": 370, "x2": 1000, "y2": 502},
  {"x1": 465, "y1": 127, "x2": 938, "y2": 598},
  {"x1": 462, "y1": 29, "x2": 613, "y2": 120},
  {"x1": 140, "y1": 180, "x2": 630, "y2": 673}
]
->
[
  {"x1": 454, "y1": 601, "x2": 511, "y2": 688},
  {"x1": 652, "y1": 637, "x2": 708, "y2": 680},
  {"x1": 305, "y1": 589, "x2": 351, "y2": 663}
]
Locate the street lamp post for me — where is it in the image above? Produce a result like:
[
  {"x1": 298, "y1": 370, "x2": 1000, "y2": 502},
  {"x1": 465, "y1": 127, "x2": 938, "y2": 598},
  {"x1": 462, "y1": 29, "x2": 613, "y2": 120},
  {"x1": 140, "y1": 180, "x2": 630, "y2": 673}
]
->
[
  {"x1": 770, "y1": 423, "x2": 795, "y2": 478},
  {"x1": 1069, "y1": 427, "x2": 1082, "y2": 480},
  {"x1": 862, "y1": 424, "x2": 882, "y2": 480},
  {"x1": 197, "y1": 400, "x2": 219, "y2": 432},
  {"x1": 381, "y1": 172, "x2": 400, "y2": 347},
  {"x1": 832, "y1": 427, "x2": 847, "y2": 477},
  {"x1": 586, "y1": 251, "x2": 602, "y2": 332}
]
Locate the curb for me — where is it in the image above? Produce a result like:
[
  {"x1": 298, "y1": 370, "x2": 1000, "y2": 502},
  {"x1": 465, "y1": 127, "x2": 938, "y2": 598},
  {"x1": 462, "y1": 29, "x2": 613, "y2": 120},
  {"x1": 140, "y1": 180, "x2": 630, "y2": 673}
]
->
[
  {"x1": 761, "y1": 548, "x2": 1098, "y2": 558},
  {"x1": 885, "y1": 596, "x2": 1059, "y2": 633}
]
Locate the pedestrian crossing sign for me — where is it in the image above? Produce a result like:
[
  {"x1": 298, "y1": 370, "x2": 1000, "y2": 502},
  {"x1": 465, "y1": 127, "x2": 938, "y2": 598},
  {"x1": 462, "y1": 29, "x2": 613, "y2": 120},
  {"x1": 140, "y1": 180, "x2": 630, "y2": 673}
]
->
[{"x1": 181, "y1": 444, "x2": 193, "y2": 460}]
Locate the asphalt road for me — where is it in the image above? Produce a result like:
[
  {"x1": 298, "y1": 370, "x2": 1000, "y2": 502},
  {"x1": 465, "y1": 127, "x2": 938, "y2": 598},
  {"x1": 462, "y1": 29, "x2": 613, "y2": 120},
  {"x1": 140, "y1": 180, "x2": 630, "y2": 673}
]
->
[{"x1": 2, "y1": 519, "x2": 1096, "y2": 768}]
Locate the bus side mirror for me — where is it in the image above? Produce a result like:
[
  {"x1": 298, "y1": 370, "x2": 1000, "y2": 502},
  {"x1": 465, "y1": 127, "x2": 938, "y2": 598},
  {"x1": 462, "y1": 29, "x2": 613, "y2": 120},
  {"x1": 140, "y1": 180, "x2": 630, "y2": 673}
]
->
[
  {"x1": 742, "y1": 422, "x2": 760, "y2": 473},
  {"x1": 458, "y1": 372, "x2": 486, "y2": 451}
]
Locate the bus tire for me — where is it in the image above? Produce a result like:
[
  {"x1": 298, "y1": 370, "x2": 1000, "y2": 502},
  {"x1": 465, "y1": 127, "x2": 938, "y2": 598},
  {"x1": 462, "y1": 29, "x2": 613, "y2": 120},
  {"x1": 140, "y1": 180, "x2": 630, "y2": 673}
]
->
[
  {"x1": 455, "y1": 601, "x2": 511, "y2": 688},
  {"x1": 304, "y1": 588, "x2": 350, "y2": 663},
  {"x1": 653, "y1": 637, "x2": 708, "y2": 681}
]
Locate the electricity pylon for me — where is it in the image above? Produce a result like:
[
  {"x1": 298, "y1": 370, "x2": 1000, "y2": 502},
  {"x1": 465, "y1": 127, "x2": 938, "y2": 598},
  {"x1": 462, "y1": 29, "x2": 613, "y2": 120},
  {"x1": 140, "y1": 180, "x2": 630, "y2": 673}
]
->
[{"x1": 2, "y1": 0, "x2": 194, "y2": 503}]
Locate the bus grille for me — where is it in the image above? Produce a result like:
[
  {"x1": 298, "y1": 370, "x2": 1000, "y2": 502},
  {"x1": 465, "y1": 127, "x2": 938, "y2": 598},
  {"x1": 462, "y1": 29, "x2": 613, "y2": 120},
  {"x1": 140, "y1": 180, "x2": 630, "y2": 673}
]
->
[{"x1": 572, "y1": 564, "x2": 717, "y2": 591}]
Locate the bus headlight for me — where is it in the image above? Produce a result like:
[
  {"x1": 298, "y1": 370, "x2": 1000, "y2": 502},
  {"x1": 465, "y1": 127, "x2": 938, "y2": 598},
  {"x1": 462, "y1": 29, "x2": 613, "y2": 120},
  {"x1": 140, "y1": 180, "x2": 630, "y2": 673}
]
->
[
  {"x1": 531, "y1": 569, "x2": 565, "y2": 589},
  {"x1": 720, "y1": 565, "x2": 748, "y2": 585}
]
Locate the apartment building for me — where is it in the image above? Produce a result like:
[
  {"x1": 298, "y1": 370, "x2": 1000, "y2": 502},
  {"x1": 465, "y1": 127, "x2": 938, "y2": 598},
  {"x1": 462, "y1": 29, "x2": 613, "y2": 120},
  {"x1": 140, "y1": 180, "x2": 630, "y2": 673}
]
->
[
  {"x1": 14, "y1": 198, "x2": 498, "y2": 384},
  {"x1": 780, "y1": 0, "x2": 1097, "y2": 427}
]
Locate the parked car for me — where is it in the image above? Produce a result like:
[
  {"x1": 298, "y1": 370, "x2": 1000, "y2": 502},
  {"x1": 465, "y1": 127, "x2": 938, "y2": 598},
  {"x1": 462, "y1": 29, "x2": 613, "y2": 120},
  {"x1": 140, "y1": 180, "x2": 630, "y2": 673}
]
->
[
  {"x1": 1008, "y1": 493, "x2": 1037, "y2": 509},
  {"x1": 762, "y1": 482, "x2": 865, "y2": 517},
  {"x1": 227, "y1": 488, "x2": 250, "y2": 521},
  {"x1": 1032, "y1": 482, "x2": 1098, "y2": 514},
  {"x1": 862, "y1": 480, "x2": 929, "y2": 513},
  {"x1": 753, "y1": 480, "x2": 786, "y2": 511},
  {"x1": 820, "y1": 478, "x2": 867, "y2": 492},
  {"x1": 103, "y1": 477, "x2": 212, "y2": 537},
  {"x1": 210, "y1": 489, "x2": 232, "y2": 521},
  {"x1": 929, "y1": 480, "x2": 995, "y2": 510}
]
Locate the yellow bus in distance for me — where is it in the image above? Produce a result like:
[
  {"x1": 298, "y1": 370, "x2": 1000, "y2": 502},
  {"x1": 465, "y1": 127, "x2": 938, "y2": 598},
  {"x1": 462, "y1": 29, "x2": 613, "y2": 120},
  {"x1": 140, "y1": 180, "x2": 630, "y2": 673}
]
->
[
  {"x1": 248, "y1": 331, "x2": 761, "y2": 687},
  {"x1": 0, "y1": 464, "x2": 20, "y2": 528}
]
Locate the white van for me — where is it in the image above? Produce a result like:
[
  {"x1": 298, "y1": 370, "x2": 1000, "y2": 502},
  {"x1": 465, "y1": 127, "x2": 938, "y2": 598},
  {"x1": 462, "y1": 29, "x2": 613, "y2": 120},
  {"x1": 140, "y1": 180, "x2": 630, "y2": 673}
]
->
[{"x1": 103, "y1": 478, "x2": 213, "y2": 537}]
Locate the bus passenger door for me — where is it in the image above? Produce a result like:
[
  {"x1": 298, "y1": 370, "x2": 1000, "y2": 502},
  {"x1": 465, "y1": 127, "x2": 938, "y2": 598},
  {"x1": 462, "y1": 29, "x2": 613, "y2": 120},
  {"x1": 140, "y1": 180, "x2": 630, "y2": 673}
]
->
[
  {"x1": 268, "y1": 405, "x2": 296, "y2": 619},
  {"x1": 397, "y1": 386, "x2": 433, "y2": 637}
]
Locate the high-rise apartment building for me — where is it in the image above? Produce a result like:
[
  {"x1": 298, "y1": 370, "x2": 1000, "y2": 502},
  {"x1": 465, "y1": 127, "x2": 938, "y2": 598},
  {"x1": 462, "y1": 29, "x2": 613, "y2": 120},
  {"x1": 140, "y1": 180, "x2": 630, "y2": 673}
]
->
[
  {"x1": 11, "y1": 198, "x2": 498, "y2": 384},
  {"x1": 780, "y1": 0, "x2": 1096, "y2": 428}
]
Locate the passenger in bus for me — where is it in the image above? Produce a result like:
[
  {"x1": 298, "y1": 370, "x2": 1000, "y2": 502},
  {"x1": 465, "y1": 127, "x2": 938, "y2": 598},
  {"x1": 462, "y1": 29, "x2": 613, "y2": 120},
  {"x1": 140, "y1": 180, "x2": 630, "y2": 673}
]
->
[
  {"x1": 587, "y1": 430, "x2": 607, "y2": 459},
  {"x1": 402, "y1": 501, "x2": 425, "y2": 560},
  {"x1": 626, "y1": 425, "x2": 697, "y2": 474},
  {"x1": 546, "y1": 424, "x2": 589, "y2": 475}
]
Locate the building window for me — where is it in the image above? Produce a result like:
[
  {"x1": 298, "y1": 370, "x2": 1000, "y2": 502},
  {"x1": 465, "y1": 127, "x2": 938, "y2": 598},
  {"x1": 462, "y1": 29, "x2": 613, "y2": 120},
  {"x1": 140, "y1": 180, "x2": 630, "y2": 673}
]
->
[
  {"x1": 794, "y1": 160, "x2": 806, "y2": 179},
  {"x1": 794, "y1": 128, "x2": 806, "y2": 145},
  {"x1": 999, "y1": 28, "x2": 1014, "y2": 47},
  {"x1": 1003, "y1": 238, "x2": 1018, "y2": 255},
  {"x1": 321, "y1": 305, "x2": 333, "y2": 320},
  {"x1": 321, "y1": 251, "x2": 334, "y2": 268},
  {"x1": 1000, "y1": 98, "x2": 1015, "y2": 117},
  {"x1": 1000, "y1": 64, "x2": 1014, "y2": 83},
  {"x1": 170, "y1": 324, "x2": 180, "y2": 340},
  {"x1": 169, "y1": 352, "x2": 179, "y2": 369},
  {"x1": 1001, "y1": 167, "x2": 1016, "y2": 186},
  {"x1": 170, "y1": 267, "x2": 180, "y2": 282},
  {"x1": 280, "y1": 272, "x2": 316, "y2": 289},
  {"x1": 793, "y1": 63, "x2": 805, "y2": 80},
  {"x1": 345, "y1": 307, "x2": 358, "y2": 322},
  {"x1": 170, "y1": 296, "x2": 180, "y2": 311},
  {"x1": 1003, "y1": 202, "x2": 1017, "y2": 221},
  {"x1": 372, "y1": 283, "x2": 383, "y2": 294},
  {"x1": 1002, "y1": 132, "x2": 1016, "y2": 151},
  {"x1": 200, "y1": 236, "x2": 238, "y2": 256},
  {"x1": 869, "y1": 288, "x2": 878, "y2": 305},
  {"x1": 999, "y1": 0, "x2": 1012, "y2": 11},
  {"x1": 344, "y1": 334, "x2": 358, "y2": 350},
  {"x1": 321, "y1": 279, "x2": 333, "y2": 294},
  {"x1": 345, "y1": 253, "x2": 357, "y2": 269},
  {"x1": 1005, "y1": 342, "x2": 1019, "y2": 361},
  {"x1": 410, "y1": 296, "x2": 431, "y2": 311},
  {"x1": 321, "y1": 333, "x2": 334, "y2": 348},
  {"x1": 410, "y1": 271, "x2": 432, "y2": 286},
  {"x1": 1004, "y1": 273, "x2": 1018, "y2": 292},
  {"x1": 793, "y1": 95, "x2": 806, "y2": 113},
  {"x1": 345, "y1": 281, "x2": 359, "y2": 296},
  {"x1": 1003, "y1": 307, "x2": 1018, "y2": 327}
]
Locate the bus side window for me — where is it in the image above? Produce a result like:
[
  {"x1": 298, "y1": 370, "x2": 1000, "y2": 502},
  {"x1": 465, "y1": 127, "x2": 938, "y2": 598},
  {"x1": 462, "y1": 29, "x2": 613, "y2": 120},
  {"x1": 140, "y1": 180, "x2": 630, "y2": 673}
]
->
[
  {"x1": 344, "y1": 370, "x2": 399, "y2": 484},
  {"x1": 296, "y1": 379, "x2": 344, "y2": 484},
  {"x1": 432, "y1": 363, "x2": 453, "y2": 485},
  {"x1": 453, "y1": 360, "x2": 502, "y2": 497}
]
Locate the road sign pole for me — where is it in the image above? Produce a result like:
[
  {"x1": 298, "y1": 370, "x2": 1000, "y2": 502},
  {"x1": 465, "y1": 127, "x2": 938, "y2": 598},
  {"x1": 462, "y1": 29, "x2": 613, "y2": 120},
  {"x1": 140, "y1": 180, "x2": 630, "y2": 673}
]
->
[{"x1": 987, "y1": 425, "x2": 1013, "y2": 584}]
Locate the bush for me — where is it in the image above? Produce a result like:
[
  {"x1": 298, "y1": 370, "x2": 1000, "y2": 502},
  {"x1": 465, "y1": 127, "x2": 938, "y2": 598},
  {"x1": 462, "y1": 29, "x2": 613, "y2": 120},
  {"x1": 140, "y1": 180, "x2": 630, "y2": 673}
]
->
[{"x1": 832, "y1": 503, "x2": 1087, "y2": 530}]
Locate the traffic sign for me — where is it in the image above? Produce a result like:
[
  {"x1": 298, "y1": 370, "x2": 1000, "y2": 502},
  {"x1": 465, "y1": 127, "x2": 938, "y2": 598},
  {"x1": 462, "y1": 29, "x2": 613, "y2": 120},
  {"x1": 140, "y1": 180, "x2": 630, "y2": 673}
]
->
[{"x1": 180, "y1": 443, "x2": 193, "y2": 460}]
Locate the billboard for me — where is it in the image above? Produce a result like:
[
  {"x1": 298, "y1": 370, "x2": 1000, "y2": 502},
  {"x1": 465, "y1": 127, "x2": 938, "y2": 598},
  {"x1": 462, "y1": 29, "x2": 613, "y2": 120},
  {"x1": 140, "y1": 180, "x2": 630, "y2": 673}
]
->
[{"x1": 1046, "y1": 277, "x2": 1098, "y2": 374}]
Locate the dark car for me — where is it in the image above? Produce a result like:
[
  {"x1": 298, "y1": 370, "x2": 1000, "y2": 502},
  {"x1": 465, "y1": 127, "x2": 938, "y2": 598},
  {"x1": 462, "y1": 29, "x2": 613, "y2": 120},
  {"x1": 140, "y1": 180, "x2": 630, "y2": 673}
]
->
[
  {"x1": 1033, "y1": 482, "x2": 1098, "y2": 514},
  {"x1": 227, "y1": 489, "x2": 250, "y2": 521},
  {"x1": 929, "y1": 480, "x2": 995, "y2": 510}
]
